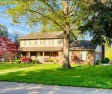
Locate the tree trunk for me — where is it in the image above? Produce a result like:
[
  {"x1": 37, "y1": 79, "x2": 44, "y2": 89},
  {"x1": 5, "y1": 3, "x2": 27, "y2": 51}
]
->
[
  {"x1": 102, "y1": 44, "x2": 105, "y2": 60},
  {"x1": 62, "y1": 30, "x2": 71, "y2": 68},
  {"x1": 8, "y1": 53, "x2": 12, "y2": 63},
  {"x1": 62, "y1": 0, "x2": 71, "y2": 68}
]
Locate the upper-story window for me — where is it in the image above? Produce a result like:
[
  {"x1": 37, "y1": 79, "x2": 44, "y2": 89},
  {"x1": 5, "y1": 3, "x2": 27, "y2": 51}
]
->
[
  {"x1": 37, "y1": 40, "x2": 41, "y2": 45},
  {"x1": 54, "y1": 39, "x2": 58, "y2": 45},
  {"x1": 45, "y1": 40, "x2": 49, "y2": 45},
  {"x1": 25, "y1": 40, "x2": 30, "y2": 45}
]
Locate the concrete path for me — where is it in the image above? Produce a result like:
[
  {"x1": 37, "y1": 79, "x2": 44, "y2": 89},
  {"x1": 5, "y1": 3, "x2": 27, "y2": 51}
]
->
[{"x1": 0, "y1": 82, "x2": 112, "y2": 94}]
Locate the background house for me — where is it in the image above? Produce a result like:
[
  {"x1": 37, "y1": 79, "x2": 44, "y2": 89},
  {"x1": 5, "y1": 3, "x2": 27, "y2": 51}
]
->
[{"x1": 19, "y1": 31, "x2": 102, "y2": 64}]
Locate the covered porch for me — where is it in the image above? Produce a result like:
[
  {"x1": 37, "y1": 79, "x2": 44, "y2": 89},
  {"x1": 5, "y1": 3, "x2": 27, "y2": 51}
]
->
[{"x1": 21, "y1": 51, "x2": 61, "y2": 63}]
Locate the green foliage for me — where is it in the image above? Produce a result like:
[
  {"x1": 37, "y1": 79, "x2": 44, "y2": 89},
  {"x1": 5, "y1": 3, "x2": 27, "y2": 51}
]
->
[
  {"x1": 79, "y1": 1, "x2": 112, "y2": 45},
  {"x1": 32, "y1": 60, "x2": 40, "y2": 64},
  {"x1": 0, "y1": 24, "x2": 8, "y2": 37},
  {"x1": 95, "y1": 60, "x2": 101, "y2": 65},
  {"x1": 0, "y1": 0, "x2": 91, "y2": 35},
  {"x1": 48, "y1": 57, "x2": 53, "y2": 62},
  {"x1": 106, "y1": 48, "x2": 112, "y2": 60},
  {"x1": 101, "y1": 57, "x2": 110, "y2": 64},
  {"x1": 14, "y1": 60, "x2": 21, "y2": 64}
]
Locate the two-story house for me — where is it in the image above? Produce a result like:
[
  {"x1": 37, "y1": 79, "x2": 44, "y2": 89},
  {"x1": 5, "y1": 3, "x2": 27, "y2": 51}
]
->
[{"x1": 19, "y1": 31, "x2": 102, "y2": 64}]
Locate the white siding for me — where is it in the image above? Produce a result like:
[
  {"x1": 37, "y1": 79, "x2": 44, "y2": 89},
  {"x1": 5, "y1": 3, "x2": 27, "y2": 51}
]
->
[
  {"x1": 20, "y1": 39, "x2": 63, "y2": 47},
  {"x1": 95, "y1": 45, "x2": 102, "y2": 52}
]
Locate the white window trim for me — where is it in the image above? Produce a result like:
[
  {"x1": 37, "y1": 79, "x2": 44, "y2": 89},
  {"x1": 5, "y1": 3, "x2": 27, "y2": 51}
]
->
[
  {"x1": 54, "y1": 39, "x2": 58, "y2": 45},
  {"x1": 37, "y1": 40, "x2": 41, "y2": 45},
  {"x1": 81, "y1": 51, "x2": 87, "y2": 60},
  {"x1": 25, "y1": 40, "x2": 30, "y2": 45},
  {"x1": 45, "y1": 40, "x2": 49, "y2": 45}
]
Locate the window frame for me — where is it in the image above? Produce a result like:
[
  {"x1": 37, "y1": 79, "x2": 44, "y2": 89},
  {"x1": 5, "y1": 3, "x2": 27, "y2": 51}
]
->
[
  {"x1": 54, "y1": 39, "x2": 58, "y2": 45},
  {"x1": 81, "y1": 51, "x2": 88, "y2": 60},
  {"x1": 25, "y1": 40, "x2": 30, "y2": 45},
  {"x1": 36, "y1": 40, "x2": 41, "y2": 45},
  {"x1": 45, "y1": 40, "x2": 49, "y2": 45}
]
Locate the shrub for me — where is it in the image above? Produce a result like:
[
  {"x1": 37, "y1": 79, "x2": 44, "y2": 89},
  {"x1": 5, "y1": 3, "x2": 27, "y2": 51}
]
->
[
  {"x1": 20, "y1": 57, "x2": 33, "y2": 64},
  {"x1": 95, "y1": 60, "x2": 101, "y2": 65},
  {"x1": 101, "y1": 57, "x2": 110, "y2": 64},
  {"x1": 32, "y1": 60, "x2": 40, "y2": 64},
  {"x1": 104, "y1": 57, "x2": 110, "y2": 63},
  {"x1": 47, "y1": 57, "x2": 53, "y2": 62},
  {"x1": 14, "y1": 60, "x2": 21, "y2": 64},
  {"x1": 56, "y1": 58, "x2": 59, "y2": 63}
]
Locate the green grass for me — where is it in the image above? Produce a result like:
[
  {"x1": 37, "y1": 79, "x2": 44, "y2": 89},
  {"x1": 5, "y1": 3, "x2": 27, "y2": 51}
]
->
[{"x1": 0, "y1": 64, "x2": 112, "y2": 89}]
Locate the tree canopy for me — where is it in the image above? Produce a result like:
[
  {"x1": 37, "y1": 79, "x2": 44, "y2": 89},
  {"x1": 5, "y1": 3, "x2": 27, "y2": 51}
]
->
[{"x1": 79, "y1": 0, "x2": 112, "y2": 45}]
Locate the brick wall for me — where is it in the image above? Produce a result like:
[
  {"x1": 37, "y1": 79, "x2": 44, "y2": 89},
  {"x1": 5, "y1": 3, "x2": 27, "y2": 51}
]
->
[{"x1": 70, "y1": 50, "x2": 94, "y2": 65}]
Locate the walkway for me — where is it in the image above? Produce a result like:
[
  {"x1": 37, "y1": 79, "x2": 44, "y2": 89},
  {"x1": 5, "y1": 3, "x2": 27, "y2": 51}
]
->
[{"x1": 0, "y1": 82, "x2": 112, "y2": 94}]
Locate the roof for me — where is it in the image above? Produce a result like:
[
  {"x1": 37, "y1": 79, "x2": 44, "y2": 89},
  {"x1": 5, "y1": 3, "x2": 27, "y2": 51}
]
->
[
  {"x1": 19, "y1": 31, "x2": 63, "y2": 40},
  {"x1": 20, "y1": 40, "x2": 96, "y2": 51},
  {"x1": 70, "y1": 40, "x2": 97, "y2": 50},
  {"x1": 19, "y1": 47, "x2": 63, "y2": 51}
]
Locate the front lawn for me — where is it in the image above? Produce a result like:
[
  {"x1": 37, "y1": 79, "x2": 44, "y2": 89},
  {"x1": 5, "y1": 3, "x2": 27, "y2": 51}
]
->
[{"x1": 0, "y1": 64, "x2": 112, "y2": 89}]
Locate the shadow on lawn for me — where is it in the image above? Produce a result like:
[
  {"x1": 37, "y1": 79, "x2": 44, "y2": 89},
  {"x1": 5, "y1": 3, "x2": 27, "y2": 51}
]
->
[{"x1": 0, "y1": 65, "x2": 112, "y2": 89}]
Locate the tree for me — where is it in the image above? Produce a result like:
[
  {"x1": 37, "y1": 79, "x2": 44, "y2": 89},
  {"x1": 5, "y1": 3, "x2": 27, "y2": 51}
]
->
[
  {"x1": 9, "y1": 31, "x2": 22, "y2": 59},
  {"x1": 79, "y1": 0, "x2": 112, "y2": 59},
  {"x1": 0, "y1": 37, "x2": 18, "y2": 62},
  {"x1": 80, "y1": 0, "x2": 112, "y2": 44},
  {"x1": 0, "y1": 0, "x2": 92, "y2": 68},
  {"x1": 0, "y1": 24, "x2": 8, "y2": 37}
]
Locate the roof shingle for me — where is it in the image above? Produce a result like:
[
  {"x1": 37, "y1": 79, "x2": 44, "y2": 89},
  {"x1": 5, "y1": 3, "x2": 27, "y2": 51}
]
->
[{"x1": 19, "y1": 31, "x2": 63, "y2": 40}]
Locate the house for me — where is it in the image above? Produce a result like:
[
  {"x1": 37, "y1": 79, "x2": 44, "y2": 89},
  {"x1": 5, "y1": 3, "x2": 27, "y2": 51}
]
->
[{"x1": 19, "y1": 31, "x2": 102, "y2": 64}]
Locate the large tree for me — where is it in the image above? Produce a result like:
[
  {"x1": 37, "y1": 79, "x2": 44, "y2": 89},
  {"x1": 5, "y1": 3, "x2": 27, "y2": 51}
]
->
[
  {"x1": 79, "y1": 0, "x2": 112, "y2": 59},
  {"x1": 0, "y1": 0, "x2": 92, "y2": 68},
  {"x1": 80, "y1": 0, "x2": 112, "y2": 44},
  {"x1": 0, "y1": 37, "x2": 18, "y2": 62}
]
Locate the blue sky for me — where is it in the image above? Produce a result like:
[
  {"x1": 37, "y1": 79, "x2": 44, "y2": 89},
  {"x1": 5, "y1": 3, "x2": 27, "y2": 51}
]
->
[
  {"x1": 0, "y1": 6, "x2": 40, "y2": 36},
  {"x1": 0, "y1": 17, "x2": 29, "y2": 34},
  {"x1": 0, "y1": 8, "x2": 26, "y2": 36}
]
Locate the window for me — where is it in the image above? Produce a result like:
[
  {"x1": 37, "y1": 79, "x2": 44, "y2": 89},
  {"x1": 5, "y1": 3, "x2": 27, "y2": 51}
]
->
[
  {"x1": 81, "y1": 51, "x2": 87, "y2": 60},
  {"x1": 25, "y1": 40, "x2": 30, "y2": 45},
  {"x1": 45, "y1": 40, "x2": 49, "y2": 45},
  {"x1": 54, "y1": 39, "x2": 58, "y2": 45},
  {"x1": 37, "y1": 40, "x2": 41, "y2": 45}
]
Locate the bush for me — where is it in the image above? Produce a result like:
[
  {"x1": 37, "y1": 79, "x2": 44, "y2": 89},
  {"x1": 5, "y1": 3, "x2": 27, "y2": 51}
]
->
[
  {"x1": 48, "y1": 57, "x2": 53, "y2": 62},
  {"x1": 20, "y1": 57, "x2": 33, "y2": 64},
  {"x1": 101, "y1": 57, "x2": 110, "y2": 64},
  {"x1": 56, "y1": 58, "x2": 59, "y2": 63},
  {"x1": 95, "y1": 60, "x2": 101, "y2": 65},
  {"x1": 32, "y1": 60, "x2": 40, "y2": 64},
  {"x1": 14, "y1": 60, "x2": 21, "y2": 64}
]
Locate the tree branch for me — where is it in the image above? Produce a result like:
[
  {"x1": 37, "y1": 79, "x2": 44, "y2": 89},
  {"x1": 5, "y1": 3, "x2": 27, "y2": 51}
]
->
[
  {"x1": 28, "y1": 9, "x2": 64, "y2": 30},
  {"x1": 41, "y1": 0, "x2": 65, "y2": 20}
]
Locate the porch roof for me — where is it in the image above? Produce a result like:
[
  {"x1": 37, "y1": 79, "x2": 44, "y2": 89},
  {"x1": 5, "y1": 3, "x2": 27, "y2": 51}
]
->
[
  {"x1": 19, "y1": 46, "x2": 94, "y2": 52},
  {"x1": 19, "y1": 47, "x2": 63, "y2": 51}
]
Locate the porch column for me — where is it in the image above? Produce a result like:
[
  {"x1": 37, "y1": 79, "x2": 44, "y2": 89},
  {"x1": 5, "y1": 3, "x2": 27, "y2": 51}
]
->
[
  {"x1": 43, "y1": 52, "x2": 44, "y2": 63},
  {"x1": 28, "y1": 52, "x2": 30, "y2": 58}
]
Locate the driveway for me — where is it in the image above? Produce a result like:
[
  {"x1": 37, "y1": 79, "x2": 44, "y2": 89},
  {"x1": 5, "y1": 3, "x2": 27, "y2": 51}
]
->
[{"x1": 0, "y1": 82, "x2": 112, "y2": 94}]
